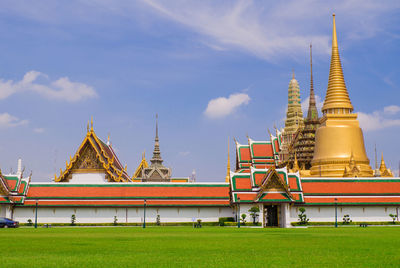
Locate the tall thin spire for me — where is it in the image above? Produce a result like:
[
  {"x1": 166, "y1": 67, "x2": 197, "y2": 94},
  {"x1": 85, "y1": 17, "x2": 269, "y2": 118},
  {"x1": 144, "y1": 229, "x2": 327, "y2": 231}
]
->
[
  {"x1": 307, "y1": 43, "x2": 318, "y2": 120},
  {"x1": 225, "y1": 137, "x2": 231, "y2": 183},
  {"x1": 322, "y1": 14, "x2": 353, "y2": 113},
  {"x1": 155, "y1": 113, "x2": 159, "y2": 141},
  {"x1": 150, "y1": 113, "x2": 163, "y2": 166}
]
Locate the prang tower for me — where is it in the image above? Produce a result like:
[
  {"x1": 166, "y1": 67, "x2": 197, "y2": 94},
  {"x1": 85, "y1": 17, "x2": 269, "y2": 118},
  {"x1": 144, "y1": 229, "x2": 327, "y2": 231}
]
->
[
  {"x1": 279, "y1": 72, "x2": 304, "y2": 163},
  {"x1": 310, "y1": 14, "x2": 373, "y2": 177}
]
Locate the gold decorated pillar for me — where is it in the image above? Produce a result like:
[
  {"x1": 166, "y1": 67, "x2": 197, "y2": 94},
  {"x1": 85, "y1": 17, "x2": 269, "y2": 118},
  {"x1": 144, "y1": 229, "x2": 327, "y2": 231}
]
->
[{"x1": 310, "y1": 14, "x2": 373, "y2": 177}]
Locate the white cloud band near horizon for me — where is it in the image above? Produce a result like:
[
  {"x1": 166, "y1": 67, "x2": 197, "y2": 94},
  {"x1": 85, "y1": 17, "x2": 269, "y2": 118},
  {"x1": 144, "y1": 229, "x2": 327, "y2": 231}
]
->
[
  {"x1": 0, "y1": 71, "x2": 97, "y2": 102},
  {"x1": 204, "y1": 92, "x2": 250, "y2": 119},
  {"x1": 359, "y1": 105, "x2": 400, "y2": 131}
]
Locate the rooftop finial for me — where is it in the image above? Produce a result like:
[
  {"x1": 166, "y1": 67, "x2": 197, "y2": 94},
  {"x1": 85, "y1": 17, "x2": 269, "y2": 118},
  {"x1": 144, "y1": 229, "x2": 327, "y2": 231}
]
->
[
  {"x1": 155, "y1": 113, "x2": 159, "y2": 140},
  {"x1": 90, "y1": 116, "x2": 93, "y2": 132},
  {"x1": 226, "y1": 137, "x2": 231, "y2": 183},
  {"x1": 292, "y1": 69, "x2": 295, "y2": 79},
  {"x1": 107, "y1": 133, "x2": 110, "y2": 146}
]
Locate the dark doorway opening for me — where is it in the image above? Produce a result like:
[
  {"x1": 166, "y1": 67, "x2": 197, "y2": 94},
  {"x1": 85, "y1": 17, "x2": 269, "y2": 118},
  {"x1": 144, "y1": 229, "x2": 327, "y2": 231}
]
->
[{"x1": 264, "y1": 205, "x2": 279, "y2": 227}]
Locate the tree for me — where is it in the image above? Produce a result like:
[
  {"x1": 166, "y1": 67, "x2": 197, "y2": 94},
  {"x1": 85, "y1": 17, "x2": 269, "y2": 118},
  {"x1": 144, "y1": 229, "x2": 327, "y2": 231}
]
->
[
  {"x1": 389, "y1": 214, "x2": 397, "y2": 224},
  {"x1": 113, "y1": 216, "x2": 118, "y2": 226},
  {"x1": 71, "y1": 214, "x2": 76, "y2": 226},
  {"x1": 241, "y1": 214, "x2": 247, "y2": 225},
  {"x1": 248, "y1": 206, "x2": 260, "y2": 224},
  {"x1": 298, "y1": 207, "x2": 309, "y2": 225},
  {"x1": 342, "y1": 215, "x2": 352, "y2": 224}
]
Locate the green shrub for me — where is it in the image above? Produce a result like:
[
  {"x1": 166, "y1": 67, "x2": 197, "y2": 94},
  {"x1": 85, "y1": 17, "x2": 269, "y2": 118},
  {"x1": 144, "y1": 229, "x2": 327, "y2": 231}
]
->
[
  {"x1": 156, "y1": 215, "x2": 161, "y2": 226},
  {"x1": 298, "y1": 207, "x2": 309, "y2": 225},
  {"x1": 389, "y1": 214, "x2": 397, "y2": 224},
  {"x1": 113, "y1": 216, "x2": 118, "y2": 226},
  {"x1": 218, "y1": 217, "x2": 234, "y2": 226},
  {"x1": 342, "y1": 215, "x2": 352, "y2": 224},
  {"x1": 241, "y1": 214, "x2": 247, "y2": 225}
]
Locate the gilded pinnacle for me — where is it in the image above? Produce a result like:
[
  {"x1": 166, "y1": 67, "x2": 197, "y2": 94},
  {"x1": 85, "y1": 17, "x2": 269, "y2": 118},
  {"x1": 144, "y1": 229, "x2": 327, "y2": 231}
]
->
[{"x1": 322, "y1": 14, "x2": 353, "y2": 113}]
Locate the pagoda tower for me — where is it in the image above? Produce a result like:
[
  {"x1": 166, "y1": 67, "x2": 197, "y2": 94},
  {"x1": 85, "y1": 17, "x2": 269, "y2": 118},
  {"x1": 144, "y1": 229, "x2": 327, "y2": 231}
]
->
[
  {"x1": 293, "y1": 44, "x2": 320, "y2": 170},
  {"x1": 310, "y1": 14, "x2": 373, "y2": 177},
  {"x1": 142, "y1": 114, "x2": 172, "y2": 181},
  {"x1": 279, "y1": 72, "x2": 304, "y2": 163}
]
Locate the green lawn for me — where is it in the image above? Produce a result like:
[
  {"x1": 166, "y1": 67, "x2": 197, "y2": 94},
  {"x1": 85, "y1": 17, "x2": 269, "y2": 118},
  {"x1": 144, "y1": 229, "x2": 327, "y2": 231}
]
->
[{"x1": 1, "y1": 226, "x2": 399, "y2": 267}]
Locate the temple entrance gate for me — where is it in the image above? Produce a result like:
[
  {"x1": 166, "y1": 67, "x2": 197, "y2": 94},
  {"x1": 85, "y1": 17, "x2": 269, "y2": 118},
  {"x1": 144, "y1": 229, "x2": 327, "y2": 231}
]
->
[{"x1": 263, "y1": 204, "x2": 279, "y2": 227}]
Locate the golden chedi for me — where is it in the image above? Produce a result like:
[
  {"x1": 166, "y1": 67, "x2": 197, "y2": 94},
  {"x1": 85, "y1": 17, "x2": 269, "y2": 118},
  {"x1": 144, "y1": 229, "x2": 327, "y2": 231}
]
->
[{"x1": 310, "y1": 14, "x2": 373, "y2": 177}]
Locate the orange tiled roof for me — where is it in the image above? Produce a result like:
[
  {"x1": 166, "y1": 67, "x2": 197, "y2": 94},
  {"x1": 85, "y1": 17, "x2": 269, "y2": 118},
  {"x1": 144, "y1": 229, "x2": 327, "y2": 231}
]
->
[{"x1": 22, "y1": 183, "x2": 230, "y2": 207}]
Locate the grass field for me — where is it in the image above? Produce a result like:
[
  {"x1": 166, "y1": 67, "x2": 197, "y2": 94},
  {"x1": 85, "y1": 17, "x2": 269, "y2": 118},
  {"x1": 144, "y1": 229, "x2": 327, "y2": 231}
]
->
[{"x1": 1, "y1": 226, "x2": 400, "y2": 267}]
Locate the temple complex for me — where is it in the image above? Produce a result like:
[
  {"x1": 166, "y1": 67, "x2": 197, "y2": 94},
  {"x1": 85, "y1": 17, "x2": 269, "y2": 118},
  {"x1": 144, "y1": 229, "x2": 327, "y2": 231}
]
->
[
  {"x1": 292, "y1": 44, "x2": 320, "y2": 173},
  {"x1": 310, "y1": 14, "x2": 374, "y2": 177},
  {"x1": 279, "y1": 72, "x2": 304, "y2": 164},
  {"x1": 1, "y1": 14, "x2": 399, "y2": 227}
]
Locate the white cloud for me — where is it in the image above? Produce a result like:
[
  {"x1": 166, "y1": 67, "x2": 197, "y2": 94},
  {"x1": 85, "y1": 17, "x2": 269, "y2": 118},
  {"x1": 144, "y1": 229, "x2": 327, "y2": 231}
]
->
[
  {"x1": 0, "y1": 71, "x2": 97, "y2": 102},
  {"x1": 140, "y1": 0, "x2": 400, "y2": 61},
  {"x1": 179, "y1": 151, "x2": 190, "y2": 156},
  {"x1": 0, "y1": 113, "x2": 28, "y2": 128},
  {"x1": 1, "y1": 1, "x2": 398, "y2": 61},
  {"x1": 383, "y1": 105, "x2": 400, "y2": 115},
  {"x1": 204, "y1": 93, "x2": 250, "y2": 119},
  {"x1": 359, "y1": 105, "x2": 400, "y2": 131},
  {"x1": 301, "y1": 94, "x2": 323, "y2": 116},
  {"x1": 33, "y1": 128, "x2": 45, "y2": 133}
]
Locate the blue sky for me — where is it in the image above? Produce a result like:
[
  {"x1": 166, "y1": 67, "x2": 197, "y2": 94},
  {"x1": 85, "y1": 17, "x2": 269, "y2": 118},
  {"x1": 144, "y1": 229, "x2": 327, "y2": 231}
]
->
[{"x1": 0, "y1": 0, "x2": 399, "y2": 181}]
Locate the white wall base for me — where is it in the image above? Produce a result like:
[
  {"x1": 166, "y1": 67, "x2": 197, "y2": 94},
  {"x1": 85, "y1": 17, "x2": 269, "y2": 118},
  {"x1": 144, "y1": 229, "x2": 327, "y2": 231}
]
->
[{"x1": 13, "y1": 206, "x2": 234, "y2": 224}]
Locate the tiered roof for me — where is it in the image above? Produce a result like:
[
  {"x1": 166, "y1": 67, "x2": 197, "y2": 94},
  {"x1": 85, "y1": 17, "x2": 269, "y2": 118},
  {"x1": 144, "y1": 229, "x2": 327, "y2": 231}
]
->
[
  {"x1": 235, "y1": 130, "x2": 282, "y2": 172},
  {"x1": 0, "y1": 169, "x2": 30, "y2": 205},
  {"x1": 56, "y1": 120, "x2": 130, "y2": 182},
  {"x1": 230, "y1": 167, "x2": 304, "y2": 204},
  {"x1": 23, "y1": 182, "x2": 229, "y2": 207}
]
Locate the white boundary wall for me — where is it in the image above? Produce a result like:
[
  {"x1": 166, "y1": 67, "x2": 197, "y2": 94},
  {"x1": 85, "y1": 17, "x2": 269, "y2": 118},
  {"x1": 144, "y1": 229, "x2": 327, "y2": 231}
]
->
[
  {"x1": 10, "y1": 204, "x2": 400, "y2": 225},
  {"x1": 290, "y1": 205, "x2": 400, "y2": 223},
  {"x1": 13, "y1": 206, "x2": 234, "y2": 224}
]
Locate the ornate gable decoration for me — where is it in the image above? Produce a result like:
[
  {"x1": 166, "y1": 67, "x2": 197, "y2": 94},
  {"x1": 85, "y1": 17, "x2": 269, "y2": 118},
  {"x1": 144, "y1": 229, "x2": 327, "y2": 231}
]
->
[
  {"x1": 132, "y1": 152, "x2": 149, "y2": 181},
  {"x1": 55, "y1": 120, "x2": 130, "y2": 182},
  {"x1": 0, "y1": 170, "x2": 10, "y2": 195},
  {"x1": 255, "y1": 167, "x2": 293, "y2": 202}
]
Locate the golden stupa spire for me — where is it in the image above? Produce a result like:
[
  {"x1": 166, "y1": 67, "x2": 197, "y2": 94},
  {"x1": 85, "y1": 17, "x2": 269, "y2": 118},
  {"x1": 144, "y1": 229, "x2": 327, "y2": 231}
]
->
[
  {"x1": 322, "y1": 14, "x2": 353, "y2": 113},
  {"x1": 225, "y1": 137, "x2": 231, "y2": 183}
]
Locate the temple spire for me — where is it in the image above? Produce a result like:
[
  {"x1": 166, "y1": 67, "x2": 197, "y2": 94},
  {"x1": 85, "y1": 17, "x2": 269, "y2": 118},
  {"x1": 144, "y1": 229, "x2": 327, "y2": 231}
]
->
[
  {"x1": 307, "y1": 43, "x2": 318, "y2": 120},
  {"x1": 225, "y1": 137, "x2": 231, "y2": 183},
  {"x1": 150, "y1": 114, "x2": 163, "y2": 166},
  {"x1": 322, "y1": 14, "x2": 353, "y2": 113},
  {"x1": 155, "y1": 113, "x2": 159, "y2": 141}
]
